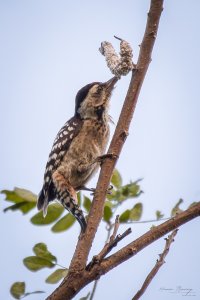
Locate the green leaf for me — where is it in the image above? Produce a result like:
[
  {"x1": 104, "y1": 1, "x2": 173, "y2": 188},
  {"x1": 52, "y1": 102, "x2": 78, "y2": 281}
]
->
[
  {"x1": 119, "y1": 210, "x2": 130, "y2": 223},
  {"x1": 45, "y1": 268, "x2": 68, "y2": 284},
  {"x1": 23, "y1": 256, "x2": 54, "y2": 271},
  {"x1": 83, "y1": 196, "x2": 91, "y2": 212},
  {"x1": 13, "y1": 188, "x2": 37, "y2": 202},
  {"x1": 3, "y1": 202, "x2": 35, "y2": 213},
  {"x1": 171, "y1": 199, "x2": 183, "y2": 216},
  {"x1": 111, "y1": 169, "x2": 122, "y2": 188},
  {"x1": 10, "y1": 282, "x2": 25, "y2": 299},
  {"x1": 33, "y1": 243, "x2": 57, "y2": 263},
  {"x1": 51, "y1": 213, "x2": 75, "y2": 232},
  {"x1": 121, "y1": 182, "x2": 141, "y2": 198},
  {"x1": 1, "y1": 188, "x2": 37, "y2": 203},
  {"x1": 129, "y1": 203, "x2": 143, "y2": 221},
  {"x1": 103, "y1": 205, "x2": 113, "y2": 222},
  {"x1": 79, "y1": 293, "x2": 90, "y2": 300},
  {"x1": 31, "y1": 203, "x2": 64, "y2": 225},
  {"x1": 1, "y1": 188, "x2": 37, "y2": 214},
  {"x1": 1, "y1": 189, "x2": 25, "y2": 203},
  {"x1": 107, "y1": 180, "x2": 142, "y2": 202},
  {"x1": 156, "y1": 210, "x2": 164, "y2": 220},
  {"x1": 104, "y1": 200, "x2": 113, "y2": 208}
]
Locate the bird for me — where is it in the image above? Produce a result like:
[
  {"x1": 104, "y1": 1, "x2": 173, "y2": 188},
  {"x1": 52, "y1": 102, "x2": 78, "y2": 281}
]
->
[{"x1": 37, "y1": 76, "x2": 118, "y2": 232}]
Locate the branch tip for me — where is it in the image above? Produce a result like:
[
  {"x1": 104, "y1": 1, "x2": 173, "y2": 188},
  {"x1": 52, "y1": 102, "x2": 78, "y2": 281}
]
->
[{"x1": 132, "y1": 229, "x2": 178, "y2": 300}]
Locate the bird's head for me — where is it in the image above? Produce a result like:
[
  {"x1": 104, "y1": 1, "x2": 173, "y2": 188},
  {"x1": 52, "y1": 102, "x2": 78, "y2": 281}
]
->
[{"x1": 75, "y1": 76, "x2": 118, "y2": 120}]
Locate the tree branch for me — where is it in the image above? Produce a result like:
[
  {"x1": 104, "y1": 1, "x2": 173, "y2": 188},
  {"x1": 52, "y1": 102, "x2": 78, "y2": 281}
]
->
[
  {"x1": 48, "y1": 201, "x2": 200, "y2": 299},
  {"x1": 132, "y1": 229, "x2": 178, "y2": 300},
  {"x1": 47, "y1": 1, "x2": 164, "y2": 299},
  {"x1": 90, "y1": 202, "x2": 200, "y2": 276},
  {"x1": 86, "y1": 216, "x2": 131, "y2": 271}
]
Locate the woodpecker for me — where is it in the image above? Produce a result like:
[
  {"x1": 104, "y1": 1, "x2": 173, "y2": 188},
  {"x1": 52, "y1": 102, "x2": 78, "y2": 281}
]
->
[{"x1": 37, "y1": 76, "x2": 118, "y2": 232}]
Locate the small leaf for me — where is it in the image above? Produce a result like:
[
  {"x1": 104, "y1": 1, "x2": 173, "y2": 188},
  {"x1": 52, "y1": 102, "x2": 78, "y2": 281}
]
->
[
  {"x1": 104, "y1": 200, "x2": 113, "y2": 208},
  {"x1": 14, "y1": 188, "x2": 37, "y2": 202},
  {"x1": 171, "y1": 199, "x2": 183, "y2": 216},
  {"x1": 31, "y1": 203, "x2": 64, "y2": 225},
  {"x1": 121, "y1": 182, "x2": 140, "y2": 198},
  {"x1": 1, "y1": 189, "x2": 25, "y2": 203},
  {"x1": 129, "y1": 203, "x2": 143, "y2": 221},
  {"x1": 3, "y1": 201, "x2": 35, "y2": 213},
  {"x1": 83, "y1": 196, "x2": 92, "y2": 213},
  {"x1": 23, "y1": 256, "x2": 54, "y2": 271},
  {"x1": 119, "y1": 210, "x2": 130, "y2": 223},
  {"x1": 108, "y1": 180, "x2": 142, "y2": 203},
  {"x1": 111, "y1": 169, "x2": 122, "y2": 188},
  {"x1": 156, "y1": 210, "x2": 164, "y2": 220},
  {"x1": 8, "y1": 202, "x2": 35, "y2": 214},
  {"x1": 1, "y1": 188, "x2": 37, "y2": 203},
  {"x1": 103, "y1": 205, "x2": 113, "y2": 222},
  {"x1": 10, "y1": 282, "x2": 25, "y2": 299},
  {"x1": 51, "y1": 213, "x2": 75, "y2": 232},
  {"x1": 33, "y1": 243, "x2": 57, "y2": 263},
  {"x1": 106, "y1": 189, "x2": 120, "y2": 201},
  {"x1": 1, "y1": 188, "x2": 37, "y2": 214},
  {"x1": 45, "y1": 268, "x2": 68, "y2": 284}
]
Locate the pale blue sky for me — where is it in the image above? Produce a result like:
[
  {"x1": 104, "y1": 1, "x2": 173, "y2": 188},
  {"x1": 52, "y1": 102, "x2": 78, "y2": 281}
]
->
[{"x1": 1, "y1": 1, "x2": 200, "y2": 299}]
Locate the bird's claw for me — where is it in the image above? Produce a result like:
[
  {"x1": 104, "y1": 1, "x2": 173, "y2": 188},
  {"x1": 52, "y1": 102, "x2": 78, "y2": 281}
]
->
[
  {"x1": 90, "y1": 185, "x2": 113, "y2": 195},
  {"x1": 95, "y1": 153, "x2": 118, "y2": 165}
]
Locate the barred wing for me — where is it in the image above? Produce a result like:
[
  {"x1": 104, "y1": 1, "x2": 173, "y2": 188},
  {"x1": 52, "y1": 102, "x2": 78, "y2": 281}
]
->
[{"x1": 37, "y1": 116, "x2": 83, "y2": 213}]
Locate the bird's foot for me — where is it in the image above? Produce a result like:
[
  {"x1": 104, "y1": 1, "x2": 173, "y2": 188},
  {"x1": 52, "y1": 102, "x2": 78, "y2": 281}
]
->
[
  {"x1": 77, "y1": 186, "x2": 95, "y2": 192},
  {"x1": 78, "y1": 185, "x2": 113, "y2": 195},
  {"x1": 95, "y1": 153, "x2": 119, "y2": 165}
]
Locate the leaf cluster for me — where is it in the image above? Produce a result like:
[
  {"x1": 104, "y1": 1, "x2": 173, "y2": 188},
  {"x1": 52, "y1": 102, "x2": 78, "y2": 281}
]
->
[
  {"x1": 10, "y1": 243, "x2": 68, "y2": 299},
  {"x1": 2, "y1": 169, "x2": 195, "y2": 299}
]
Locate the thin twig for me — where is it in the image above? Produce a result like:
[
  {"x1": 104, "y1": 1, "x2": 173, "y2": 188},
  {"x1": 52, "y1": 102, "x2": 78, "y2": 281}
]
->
[
  {"x1": 89, "y1": 219, "x2": 116, "y2": 300},
  {"x1": 132, "y1": 229, "x2": 178, "y2": 300},
  {"x1": 127, "y1": 217, "x2": 170, "y2": 224},
  {"x1": 55, "y1": 263, "x2": 68, "y2": 269},
  {"x1": 86, "y1": 216, "x2": 131, "y2": 271},
  {"x1": 111, "y1": 215, "x2": 120, "y2": 240},
  {"x1": 89, "y1": 279, "x2": 98, "y2": 300}
]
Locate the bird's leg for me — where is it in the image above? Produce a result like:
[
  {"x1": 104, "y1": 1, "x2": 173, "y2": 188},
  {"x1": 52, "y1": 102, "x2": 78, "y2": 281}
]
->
[
  {"x1": 76, "y1": 154, "x2": 117, "y2": 194},
  {"x1": 95, "y1": 153, "x2": 119, "y2": 165},
  {"x1": 77, "y1": 186, "x2": 96, "y2": 192},
  {"x1": 77, "y1": 184, "x2": 113, "y2": 195},
  {"x1": 77, "y1": 153, "x2": 118, "y2": 174},
  {"x1": 52, "y1": 170, "x2": 87, "y2": 232},
  {"x1": 91, "y1": 184, "x2": 113, "y2": 195}
]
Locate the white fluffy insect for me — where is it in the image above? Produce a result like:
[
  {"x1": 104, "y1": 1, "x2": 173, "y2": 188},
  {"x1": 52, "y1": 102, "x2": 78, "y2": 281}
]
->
[{"x1": 99, "y1": 36, "x2": 135, "y2": 77}]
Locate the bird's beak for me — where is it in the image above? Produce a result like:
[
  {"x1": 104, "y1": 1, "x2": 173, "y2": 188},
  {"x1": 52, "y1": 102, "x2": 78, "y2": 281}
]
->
[{"x1": 104, "y1": 76, "x2": 118, "y2": 93}]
